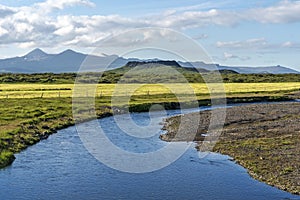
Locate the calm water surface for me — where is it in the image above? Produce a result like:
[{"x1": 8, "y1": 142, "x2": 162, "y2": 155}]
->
[{"x1": 0, "y1": 106, "x2": 299, "y2": 200}]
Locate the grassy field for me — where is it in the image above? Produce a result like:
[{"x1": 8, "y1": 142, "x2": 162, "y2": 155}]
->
[{"x1": 1, "y1": 82, "x2": 300, "y2": 99}]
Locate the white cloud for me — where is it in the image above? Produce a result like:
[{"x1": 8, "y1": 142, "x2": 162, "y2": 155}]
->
[
  {"x1": 282, "y1": 41, "x2": 293, "y2": 47},
  {"x1": 99, "y1": 29, "x2": 181, "y2": 48},
  {"x1": 18, "y1": 41, "x2": 36, "y2": 48},
  {"x1": 0, "y1": 0, "x2": 300, "y2": 50},
  {"x1": 246, "y1": 0, "x2": 300, "y2": 23},
  {"x1": 223, "y1": 52, "x2": 250, "y2": 61},
  {"x1": 160, "y1": 0, "x2": 300, "y2": 28},
  {"x1": 154, "y1": 9, "x2": 240, "y2": 28},
  {"x1": 217, "y1": 38, "x2": 300, "y2": 51},
  {"x1": 224, "y1": 52, "x2": 237, "y2": 59},
  {"x1": 0, "y1": 0, "x2": 243, "y2": 49},
  {"x1": 192, "y1": 34, "x2": 208, "y2": 40},
  {"x1": 0, "y1": 5, "x2": 15, "y2": 17},
  {"x1": 216, "y1": 38, "x2": 268, "y2": 49},
  {"x1": 165, "y1": 2, "x2": 221, "y2": 13},
  {"x1": 282, "y1": 41, "x2": 300, "y2": 48},
  {"x1": 0, "y1": 26, "x2": 8, "y2": 36},
  {"x1": 35, "y1": 0, "x2": 95, "y2": 14}
]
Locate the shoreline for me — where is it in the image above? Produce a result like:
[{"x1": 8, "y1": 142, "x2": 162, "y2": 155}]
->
[{"x1": 161, "y1": 101, "x2": 300, "y2": 195}]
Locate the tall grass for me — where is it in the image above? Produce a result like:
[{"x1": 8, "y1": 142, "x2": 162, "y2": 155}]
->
[{"x1": 1, "y1": 83, "x2": 300, "y2": 99}]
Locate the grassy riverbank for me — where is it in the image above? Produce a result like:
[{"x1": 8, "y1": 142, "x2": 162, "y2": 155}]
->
[{"x1": 161, "y1": 102, "x2": 300, "y2": 195}]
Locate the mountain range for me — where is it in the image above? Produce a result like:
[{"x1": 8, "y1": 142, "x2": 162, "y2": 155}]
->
[
  {"x1": 0, "y1": 48, "x2": 298, "y2": 74},
  {"x1": 0, "y1": 48, "x2": 130, "y2": 73}
]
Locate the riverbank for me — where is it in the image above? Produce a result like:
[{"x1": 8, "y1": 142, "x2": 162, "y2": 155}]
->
[
  {"x1": 0, "y1": 97, "x2": 110, "y2": 169},
  {"x1": 0, "y1": 94, "x2": 291, "y2": 169},
  {"x1": 161, "y1": 102, "x2": 300, "y2": 195}
]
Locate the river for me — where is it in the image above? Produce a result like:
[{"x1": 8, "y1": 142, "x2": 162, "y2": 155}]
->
[{"x1": 0, "y1": 105, "x2": 299, "y2": 200}]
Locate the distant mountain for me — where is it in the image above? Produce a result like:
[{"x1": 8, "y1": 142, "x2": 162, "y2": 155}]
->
[
  {"x1": 23, "y1": 48, "x2": 49, "y2": 61},
  {"x1": 225, "y1": 65, "x2": 299, "y2": 74},
  {"x1": 121, "y1": 60, "x2": 210, "y2": 73},
  {"x1": 0, "y1": 48, "x2": 298, "y2": 74},
  {"x1": 101, "y1": 60, "x2": 210, "y2": 83},
  {"x1": 178, "y1": 61, "x2": 299, "y2": 74},
  {"x1": 0, "y1": 48, "x2": 129, "y2": 73}
]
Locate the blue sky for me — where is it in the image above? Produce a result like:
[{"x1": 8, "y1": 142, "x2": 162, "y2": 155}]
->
[{"x1": 0, "y1": 0, "x2": 299, "y2": 70}]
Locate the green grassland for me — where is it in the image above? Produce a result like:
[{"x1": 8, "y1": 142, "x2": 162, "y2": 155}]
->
[
  {"x1": 1, "y1": 82, "x2": 300, "y2": 99},
  {"x1": 1, "y1": 71, "x2": 300, "y2": 84}
]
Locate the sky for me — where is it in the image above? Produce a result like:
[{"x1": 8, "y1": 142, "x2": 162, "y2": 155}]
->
[{"x1": 0, "y1": 0, "x2": 299, "y2": 69}]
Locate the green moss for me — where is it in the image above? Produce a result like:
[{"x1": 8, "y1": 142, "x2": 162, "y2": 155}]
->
[
  {"x1": 282, "y1": 167, "x2": 294, "y2": 175},
  {"x1": 0, "y1": 151, "x2": 15, "y2": 168}
]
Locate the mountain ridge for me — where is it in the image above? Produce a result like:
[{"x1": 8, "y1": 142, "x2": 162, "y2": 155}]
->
[
  {"x1": 0, "y1": 49, "x2": 298, "y2": 74},
  {"x1": 24, "y1": 48, "x2": 49, "y2": 61},
  {"x1": 178, "y1": 61, "x2": 299, "y2": 74}
]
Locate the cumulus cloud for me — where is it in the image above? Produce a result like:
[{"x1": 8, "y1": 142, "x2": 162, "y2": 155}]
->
[
  {"x1": 0, "y1": 1, "x2": 125, "y2": 48},
  {"x1": 0, "y1": 5, "x2": 15, "y2": 17},
  {"x1": 0, "y1": 0, "x2": 300, "y2": 49}
]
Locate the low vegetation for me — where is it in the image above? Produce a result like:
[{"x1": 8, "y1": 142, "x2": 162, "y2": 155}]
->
[
  {"x1": 1, "y1": 82, "x2": 300, "y2": 99},
  {"x1": 1, "y1": 69, "x2": 300, "y2": 84}
]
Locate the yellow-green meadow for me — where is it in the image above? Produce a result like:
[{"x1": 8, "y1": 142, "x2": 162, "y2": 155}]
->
[{"x1": 1, "y1": 82, "x2": 300, "y2": 99}]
